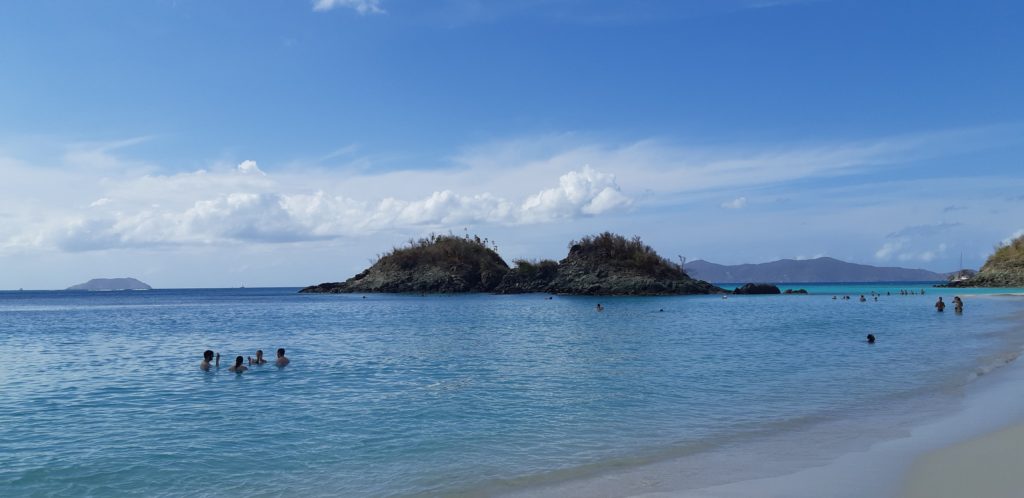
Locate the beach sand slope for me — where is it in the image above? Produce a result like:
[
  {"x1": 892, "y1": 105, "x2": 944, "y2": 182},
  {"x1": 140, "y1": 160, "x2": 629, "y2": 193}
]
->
[{"x1": 902, "y1": 422, "x2": 1024, "y2": 498}]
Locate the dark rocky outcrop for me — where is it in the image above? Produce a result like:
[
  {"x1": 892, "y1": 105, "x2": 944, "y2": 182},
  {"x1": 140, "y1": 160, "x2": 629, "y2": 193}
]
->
[
  {"x1": 301, "y1": 234, "x2": 509, "y2": 294},
  {"x1": 495, "y1": 259, "x2": 560, "y2": 294},
  {"x1": 732, "y1": 283, "x2": 781, "y2": 295},
  {"x1": 495, "y1": 233, "x2": 721, "y2": 295},
  {"x1": 783, "y1": 288, "x2": 808, "y2": 294},
  {"x1": 67, "y1": 278, "x2": 152, "y2": 291},
  {"x1": 302, "y1": 232, "x2": 722, "y2": 296},
  {"x1": 944, "y1": 235, "x2": 1024, "y2": 288}
]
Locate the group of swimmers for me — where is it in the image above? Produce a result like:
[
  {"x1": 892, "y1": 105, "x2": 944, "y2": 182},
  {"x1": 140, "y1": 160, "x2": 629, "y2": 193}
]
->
[
  {"x1": 833, "y1": 295, "x2": 879, "y2": 302},
  {"x1": 200, "y1": 348, "x2": 290, "y2": 373},
  {"x1": 832, "y1": 289, "x2": 931, "y2": 301}
]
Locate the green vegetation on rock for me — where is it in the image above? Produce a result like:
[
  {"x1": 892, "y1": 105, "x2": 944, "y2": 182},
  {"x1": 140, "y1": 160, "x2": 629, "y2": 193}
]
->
[
  {"x1": 534, "y1": 232, "x2": 720, "y2": 295},
  {"x1": 946, "y1": 234, "x2": 1024, "y2": 287},
  {"x1": 986, "y1": 235, "x2": 1024, "y2": 268}
]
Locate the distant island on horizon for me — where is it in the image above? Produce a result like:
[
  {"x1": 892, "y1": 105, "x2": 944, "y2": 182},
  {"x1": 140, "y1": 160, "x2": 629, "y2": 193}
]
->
[
  {"x1": 684, "y1": 257, "x2": 950, "y2": 284},
  {"x1": 67, "y1": 278, "x2": 152, "y2": 291}
]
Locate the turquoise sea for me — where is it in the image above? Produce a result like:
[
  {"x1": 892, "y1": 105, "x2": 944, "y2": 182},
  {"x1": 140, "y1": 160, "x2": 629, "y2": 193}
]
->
[{"x1": 2, "y1": 284, "x2": 1023, "y2": 496}]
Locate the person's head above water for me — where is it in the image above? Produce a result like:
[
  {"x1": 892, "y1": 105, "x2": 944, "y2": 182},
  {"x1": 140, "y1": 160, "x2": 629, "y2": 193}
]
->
[
  {"x1": 203, "y1": 350, "x2": 214, "y2": 361},
  {"x1": 277, "y1": 348, "x2": 285, "y2": 358},
  {"x1": 867, "y1": 334, "x2": 876, "y2": 344},
  {"x1": 256, "y1": 349, "x2": 264, "y2": 359},
  {"x1": 234, "y1": 356, "x2": 244, "y2": 367}
]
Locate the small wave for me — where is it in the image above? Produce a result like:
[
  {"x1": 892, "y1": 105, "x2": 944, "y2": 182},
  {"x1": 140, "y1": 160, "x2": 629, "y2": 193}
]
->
[{"x1": 968, "y1": 349, "x2": 1023, "y2": 381}]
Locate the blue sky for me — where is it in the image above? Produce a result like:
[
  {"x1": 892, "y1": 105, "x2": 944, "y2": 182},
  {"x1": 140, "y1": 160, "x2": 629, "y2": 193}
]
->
[{"x1": 1, "y1": 0, "x2": 1023, "y2": 288}]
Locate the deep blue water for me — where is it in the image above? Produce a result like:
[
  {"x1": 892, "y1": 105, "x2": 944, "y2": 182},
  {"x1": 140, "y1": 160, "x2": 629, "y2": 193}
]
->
[{"x1": 1, "y1": 286, "x2": 1022, "y2": 496}]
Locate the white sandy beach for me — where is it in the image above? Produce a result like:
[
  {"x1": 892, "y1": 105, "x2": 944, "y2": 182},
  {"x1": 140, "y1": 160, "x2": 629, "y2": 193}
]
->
[{"x1": 902, "y1": 421, "x2": 1024, "y2": 498}]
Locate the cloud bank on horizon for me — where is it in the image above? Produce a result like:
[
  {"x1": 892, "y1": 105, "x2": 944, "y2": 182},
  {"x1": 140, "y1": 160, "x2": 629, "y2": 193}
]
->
[
  {"x1": 2, "y1": 127, "x2": 1021, "y2": 266},
  {"x1": 0, "y1": 154, "x2": 630, "y2": 252}
]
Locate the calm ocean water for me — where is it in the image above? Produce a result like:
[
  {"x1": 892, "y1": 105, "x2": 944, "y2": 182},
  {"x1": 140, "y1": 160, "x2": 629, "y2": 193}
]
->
[{"x1": 2, "y1": 285, "x2": 1023, "y2": 496}]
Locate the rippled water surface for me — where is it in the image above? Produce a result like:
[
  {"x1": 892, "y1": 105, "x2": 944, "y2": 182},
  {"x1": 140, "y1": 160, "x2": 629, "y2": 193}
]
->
[{"x1": 1, "y1": 286, "x2": 1022, "y2": 496}]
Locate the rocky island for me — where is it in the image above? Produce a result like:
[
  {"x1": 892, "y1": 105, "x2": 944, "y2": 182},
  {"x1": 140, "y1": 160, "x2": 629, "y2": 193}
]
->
[
  {"x1": 732, "y1": 283, "x2": 782, "y2": 295},
  {"x1": 301, "y1": 234, "x2": 510, "y2": 294},
  {"x1": 496, "y1": 233, "x2": 721, "y2": 295},
  {"x1": 944, "y1": 234, "x2": 1024, "y2": 287},
  {"x1": 301, "y1": 232, "x2": 722, "y2": 295},
  {"x1": 67, "y1": 278, "x2": 152, "y2": 291}
]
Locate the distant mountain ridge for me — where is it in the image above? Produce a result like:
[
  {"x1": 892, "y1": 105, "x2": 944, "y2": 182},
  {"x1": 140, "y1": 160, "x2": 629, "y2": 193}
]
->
[
  {"x1": 67, "y1": 278, "x2": 152, "y2": 291},
  {"x1": 685, "y1": 257, "x2": 946, "y2": 283}
]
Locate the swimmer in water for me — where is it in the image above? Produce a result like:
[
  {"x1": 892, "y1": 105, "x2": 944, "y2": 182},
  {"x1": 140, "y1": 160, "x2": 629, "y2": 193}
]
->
[
  {"x1": 248, "y1": 349, "x2": 267, "y2": 366},
  {"x1": 935, "y1": 297, "x2": 946, "y2": 312},
  {"x1": 275, "y1": 348, "x2": 290, "y2": 367},
  {"x1": 200, "y1": 350, "x2": 217, "y2": 371},
  {"x1": 228, "y1": 355, "x2": 248, "y2": 373},
  {"x1": 954, "y1": 296, "x2": 964, "y2": 313},
  {"x1": 867, "y1": 334, "x2": 876, "y2": 344},
  {"x1": 859, "y1": 295, "x2": 866, "y2": 302},
  {"x1": 596, "y1": 304, "x2": 604, "y2": 312}
]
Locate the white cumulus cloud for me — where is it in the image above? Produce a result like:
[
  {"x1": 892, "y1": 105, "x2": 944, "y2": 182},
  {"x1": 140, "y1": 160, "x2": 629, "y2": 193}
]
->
[
  {"x1": 875, "y1": 240, "x2": 904, "y2": 260},
  {"x1": 237, "y1": 160, "x2": 265, "y2": 176},
  {"x1": 312, "y1": 0, "x2": 385, "y2": 14},
  {"x1": 879, "y1": 240, "x2": 948, "y2": 263},
  {"x1": 1003, "y1": 229, "x2": 1024, "y2": 245},
  {"x1": 721, "y1": 197, "x2": 747, "y2": 209},
  {"x1": 519, "y1": 166, "x2": 631, "y2": 223}
]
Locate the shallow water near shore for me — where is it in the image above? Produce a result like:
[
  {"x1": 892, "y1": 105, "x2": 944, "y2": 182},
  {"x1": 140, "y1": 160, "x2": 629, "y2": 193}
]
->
[{"x1": 2, "y1": 285, "x2": 1023, "y2": 496}]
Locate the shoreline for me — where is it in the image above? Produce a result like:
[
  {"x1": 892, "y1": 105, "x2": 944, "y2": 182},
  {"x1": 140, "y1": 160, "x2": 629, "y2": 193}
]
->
[{"x1": 495, "y1": 297, "x2": 1024, "y2": 498}]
